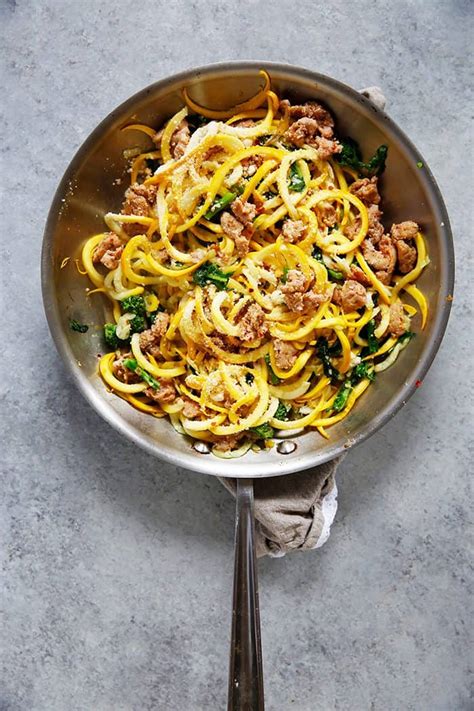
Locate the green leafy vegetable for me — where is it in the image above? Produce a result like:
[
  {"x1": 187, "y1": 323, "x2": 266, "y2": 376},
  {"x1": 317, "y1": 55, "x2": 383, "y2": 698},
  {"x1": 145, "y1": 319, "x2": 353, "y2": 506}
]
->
[
  {"x1": 328, "y1": 340, "x2": 342, "y2": 357},
  {"x1": 192, "y1": 262, "x2": 230, "y2": 290},
  {"x1": 204, "y1": 191, "x2": 237, "y2": 220},
  {"x1": 123, "y1": 358, "x2": 161, "y2": 390},
  {"x1": 312, "y1": 247, "x2": 343, "y2": 281},
  {"x1": 316, "y1": 337, "x2": 340, "y2": 381},
  {"x1": 130, "y1": 314, "x2": 147, "y2": 334},
  {"x1": 288, "y1": 161, "x2": 306, "y2": 192},
  {"x1": 145, "y1": 158, "x2": 161, "y2": 173},
  {"x1": 364, "y1": 145, "x2": 388, "y2": 176},
  {"x1": 104, "y1": 323, "x2": 119, "y2": 349},
  {"x1": 281, "y1": 265, "x2": 289, "y2": 283},
  {"x1": 336, "y1": 138, "x2": 388, "y2": 177},
  {"x1": 69, "y1": 319, "x2": 89, "y2": 333},
  {"x1": 351, "y1": 361, "x2": 375, "y2": 383},
  {"x1": 333, "y1": 361, "x2": 376, "y2": 413},
  {"x1": 398, "y1": 331, "x2": 415, "y2": 344},
  {"x1": 187, "y1": 114, "x2": 209, "y2": 132},
  {"x1": 245, "y1": 372, "x2": 255, "y2": 384},
  {"x1": 274, "y1": 401, "x2": 291, "y2": 421},
  {"x1": 333, "y1": 381, "x2": 353, "y2": 412},
  {"x1": 120, "y1": 295, "x2": 146, "y2": 316},
  {"x1": 365, "y1": 319, "x2": 379, "y2": 354},
  {"x1": 257, "y1": 134, "x2": 272, "y2": 145},
  {"x1": 249, "y1": 422, "x2": 274, "y2": 439},
  {"x1": 264, "y1": 354, "x2": 281, "y2": 385}
]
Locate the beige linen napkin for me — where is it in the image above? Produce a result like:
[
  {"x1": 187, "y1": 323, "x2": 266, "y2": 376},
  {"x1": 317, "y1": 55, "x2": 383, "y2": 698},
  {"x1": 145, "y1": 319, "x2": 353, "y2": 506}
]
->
[{"x1": 220, "y1": 456, "x2": 342, "y2": 558}]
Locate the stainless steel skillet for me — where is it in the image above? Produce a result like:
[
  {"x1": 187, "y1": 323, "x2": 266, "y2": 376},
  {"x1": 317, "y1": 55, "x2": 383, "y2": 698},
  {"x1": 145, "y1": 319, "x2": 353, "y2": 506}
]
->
[{"x1": 41, "y1": 61, "x2": 454, "y2": 709}]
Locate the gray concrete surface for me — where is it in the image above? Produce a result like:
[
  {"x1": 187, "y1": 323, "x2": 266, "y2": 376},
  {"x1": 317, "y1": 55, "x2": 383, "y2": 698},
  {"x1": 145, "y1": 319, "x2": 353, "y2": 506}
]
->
[{"x1": 1, "y1": 1, "x2": 472, "y2": 709}]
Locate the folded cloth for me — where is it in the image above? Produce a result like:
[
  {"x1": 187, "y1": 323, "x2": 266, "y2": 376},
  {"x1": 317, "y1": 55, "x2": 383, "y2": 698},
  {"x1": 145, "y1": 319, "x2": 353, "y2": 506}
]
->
[{"x1": 219, "y1": 456, "x2": 343, "y2": 558}]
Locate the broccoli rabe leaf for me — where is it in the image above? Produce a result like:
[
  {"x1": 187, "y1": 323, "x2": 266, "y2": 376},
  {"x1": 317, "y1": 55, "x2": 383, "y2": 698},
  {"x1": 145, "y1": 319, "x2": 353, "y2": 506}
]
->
[
  {"x1": 123, "y1": 358, "x2": 161, "y2": 390},
  {"x1": 130, "y1": 314, "x2": 147, "y2": 334},
  {"x1": 328, "y1": 340, "x2": 343, "y2": 357},
  {"x1": 104, "y1": 323, "x2": 119, "y2": 349},
  {"x1": 192, "y1": 262, "x2": 230, "y2": 290},
  {"x1": 333, "y1": 381, "x2": 353, "y2": 412},
  {"x1": 312, "y1": 246, "x2": 344, "y2": 281},
  {"x1": 398, "y1": 331, "x2": 415, "y2": 344},
  {"x1": 351, "y1": 361, "x2": 375, "y2": 383},
  {"x1": 336, "y1": 138, "x2": 388, "y2": 177},
  {"x1": 365, "y1": 319, "x2": 379, "y2": 354},
  {"x1": 288, "y1": 161, "x2": 306, "y2": 192},
  {"x1": 264, "y1": 354, "x2": 281, "y2": 385},
  {"x1": 316, "y1": 337, "x2": 340, "y2": 381},
  {"x1": 249, "y1": 422, "x2": 274, "y2": 439},
  {"x1": 364, "y1": 145, "x2": 388, "y2": 177},
  {"x1": 69, "y1": 319, "x2": 89, "y2": 333},
  {"x1": 333, "y1": 361, "x2": 376, "y2": 413},
  {"x1": 274, "y1": 401, "x2": 291, "y2": 420},
  {"x1": 204, "y1": 192, "x2": 237, "y2": 221},
  {"x1": 281, "y1": 266, "x2": 289, "y2": 284},
  {"x1": 187, "y1": 114, "x2": 209, "y2": 133},
  {"x1": 120, "y1": 295, "x2": 146, "y2": 316}
]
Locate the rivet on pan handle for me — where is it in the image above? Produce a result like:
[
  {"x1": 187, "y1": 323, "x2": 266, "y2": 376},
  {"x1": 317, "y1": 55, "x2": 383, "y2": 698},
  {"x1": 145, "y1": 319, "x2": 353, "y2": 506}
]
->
[{"x1": 228, "y1": 479, "x2": 264, "y2": 710}]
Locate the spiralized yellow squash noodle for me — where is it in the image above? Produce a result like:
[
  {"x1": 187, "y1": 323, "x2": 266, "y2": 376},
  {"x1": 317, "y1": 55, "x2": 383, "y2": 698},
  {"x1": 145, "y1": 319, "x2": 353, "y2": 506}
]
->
[{"x1": 79, "y1": 70, "x2": 429, "y2": 457}]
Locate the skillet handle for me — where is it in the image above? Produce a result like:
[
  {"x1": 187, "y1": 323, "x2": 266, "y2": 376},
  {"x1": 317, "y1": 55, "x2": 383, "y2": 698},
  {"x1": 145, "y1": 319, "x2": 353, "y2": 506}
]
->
[{"x1": 228, "y1": 479, "x2": 264, "y2": 711}]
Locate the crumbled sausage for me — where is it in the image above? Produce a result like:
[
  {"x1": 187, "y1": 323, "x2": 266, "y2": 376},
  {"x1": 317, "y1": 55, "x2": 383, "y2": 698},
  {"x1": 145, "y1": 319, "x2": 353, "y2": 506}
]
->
[
  {"x1": 361, "y1": 234, "x2": 397, "y2": 284},
  {"x1": 281, "y1": 269, "x2": 331, "y2": 313},
  {"x1": 181, "y1": 397, "x2": 202, "y2": 419},
  {"x1": 285, "y1": 117, "x2": 319, "y2": 147},
  {"x1": 388, "y1": 301, "x2": 409, "y2": 337},
  {"x1": 92, "y1": 232, "x2": 124, "y2": 270},
  {"x1": 170, "y1": 118, "x2": 191, "y2": 159},
  {"x1": 242, "y1": 154, "x2": 265, "y2": 177},
  {"x1": 220, "y1": 211, "x2": 243, "y2": 240},
  {"x1": 121, "y1": 183, "x2": 157, "y2": 236},
  {"x1": 391, "y1": 221, "x2": 419, "y2": 241},
  {"x1": 273, "y1": 339, "x2": 299, "y2": 370},
  {"x1": 314, "y1": 136, "x2": 342, "y2": 160},
  {"x1": 349, "y1": 265, "x2": 371, "y2": 287},
  {"x1": 113, "y1": 354, "x2": 140, "y2": 383},
  {"x1": 231, "y1": 197, "x2": 257, "y2": 226},
  {"x1": 139, "y1": 313, "x2": 170, "y2": 358},
  {"x1": 287, "y1": 102, "x2": 335, "y2": 138},
  {"x1": 345, "y1": 204, "x2": 383, "y2": 243},
  {"x1": 318, "y1": 202, "x2": 338, "y2": 228},
  {"x1": 220, "y1": 197, "x2": 257, "y2": 257},
  {"x1": 332, "y1": 287, "x2": 342, "y2": 306},
  {"x1": 212, "y1": 433, "x2": 245, "y2": 452},
  {"x1": 350, "y1": 177, "x2": 381, "y2": 205},
  {"x1": 340, "y1": 279, "x2": 367, "y2": 313},
  {"x1": 395, "y1": 239, "x2": 417, "y2": 273},
  {"x1": 281, "y1": 219, "x2": 306, "y2": 242},
  {"x1": 145, "y1": 381, "x2": 176, "y2": 404},
  {"x1": 220, "y1": 212, "x2": 250, "y2": 257},
  {"x1": 283, "y1": 101, "x2": 341, "y2": 155},
  {"x1": 238, "y1": 303, "x2": 268, "y2": 342},
  {"x1": 390, "y1": 221, "x2": 418, "y2": 274},
  {"x1": 367, "y1": 204, "x2": 385, "y2": 241}
]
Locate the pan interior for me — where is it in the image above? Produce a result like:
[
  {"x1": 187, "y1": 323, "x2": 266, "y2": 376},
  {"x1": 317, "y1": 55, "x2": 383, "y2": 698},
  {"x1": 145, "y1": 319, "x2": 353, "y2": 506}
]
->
[{"x1": 42, "y1": 62, "x2": 453, "y2": 477}]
